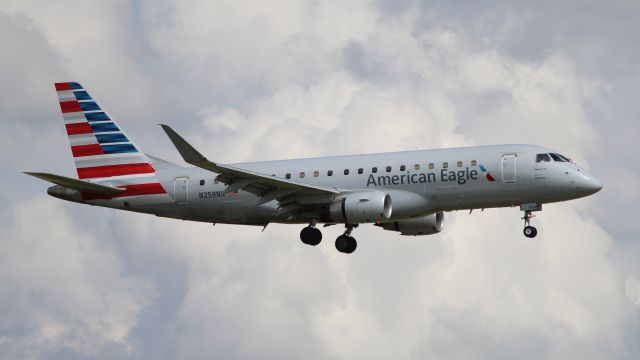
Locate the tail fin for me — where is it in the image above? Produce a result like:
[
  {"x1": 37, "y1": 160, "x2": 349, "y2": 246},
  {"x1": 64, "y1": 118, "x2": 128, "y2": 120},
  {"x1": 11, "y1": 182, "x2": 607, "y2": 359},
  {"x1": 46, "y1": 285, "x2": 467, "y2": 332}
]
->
[{"x1": 55, "y1": 82, "x2": 155, "y2": 180}]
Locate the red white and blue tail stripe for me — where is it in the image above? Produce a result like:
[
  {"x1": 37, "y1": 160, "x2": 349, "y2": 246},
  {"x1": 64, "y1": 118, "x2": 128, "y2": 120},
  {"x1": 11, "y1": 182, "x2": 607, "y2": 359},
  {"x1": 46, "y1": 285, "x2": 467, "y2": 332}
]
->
[{"x1": 55, "y1": 82, "x2": 166, "y2": 198}]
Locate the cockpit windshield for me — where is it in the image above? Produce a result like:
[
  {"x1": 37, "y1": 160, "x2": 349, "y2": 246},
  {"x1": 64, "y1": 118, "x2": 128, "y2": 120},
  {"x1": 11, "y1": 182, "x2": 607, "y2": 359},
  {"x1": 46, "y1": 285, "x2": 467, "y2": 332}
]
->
[
  {"x1": 536, "y1": 153, "x2": 551, "y2": 162},
  {"x1": 549, "y1": 153, "x2": 573, "y2": 162},
  {"x1": 537, "y1": 153, "x2": 573, "y2": 163},
  {"x1": 549, "y1": 153, "x2": 564, "y2": 162}
]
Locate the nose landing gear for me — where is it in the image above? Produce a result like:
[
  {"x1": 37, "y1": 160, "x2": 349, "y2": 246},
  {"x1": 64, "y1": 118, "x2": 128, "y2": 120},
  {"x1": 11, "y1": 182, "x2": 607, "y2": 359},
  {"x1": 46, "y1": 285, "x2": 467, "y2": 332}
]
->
[
  {"x1": 521, "y1": 203, "x2": 541, "y2": 238},
  {"x1": 335, "y1": 224, "x2": 358, "y2": 254},
  {"x1": 523, "y1": 223, "x2": 537, "y2": 238}
]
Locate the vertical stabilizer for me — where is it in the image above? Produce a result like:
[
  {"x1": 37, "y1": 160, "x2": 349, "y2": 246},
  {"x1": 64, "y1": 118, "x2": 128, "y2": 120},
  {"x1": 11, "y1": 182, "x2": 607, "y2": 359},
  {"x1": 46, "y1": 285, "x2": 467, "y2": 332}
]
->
[
  {"x1": 55, "y1": 82, "x2": 155, "y2": 180},
  {"x1": 54, "y1": 82, "x2": 166, "y2": 199}
]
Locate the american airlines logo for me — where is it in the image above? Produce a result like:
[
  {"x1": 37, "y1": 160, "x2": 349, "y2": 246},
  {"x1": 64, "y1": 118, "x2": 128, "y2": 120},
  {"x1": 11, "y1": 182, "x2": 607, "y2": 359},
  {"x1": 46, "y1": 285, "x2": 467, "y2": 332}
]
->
[
  {"x1": 366, "y1": 165, "x2": 494, "y2": 187},
  {"x1": 479, "y1": 164, "x2": 496, "y2": 182}
]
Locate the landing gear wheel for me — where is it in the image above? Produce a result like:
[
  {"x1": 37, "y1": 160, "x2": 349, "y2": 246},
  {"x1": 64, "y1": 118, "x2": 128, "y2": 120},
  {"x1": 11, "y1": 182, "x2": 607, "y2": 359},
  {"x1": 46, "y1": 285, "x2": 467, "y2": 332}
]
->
[
  {"x1": 335, "y1": 235, "x2": 357, "y2": 254},
  {"x1": 344, "y1": 236, "x2": 357, "y2": 254},
  {"x1": 523, "y1": 226, "x2": 537, "y2": 238},
  {"x1": 300, "y1": 226, "x2": 322, "y2": 246},
  {"x1": 521, "y1": 205, "x2": 541, "y2": 238},
  {"x1": 335, "y1": 235, "x2": 349, "y2": 252},
  {"x1": 309, "y1": 227, "x2": 322, "y2": 245}
]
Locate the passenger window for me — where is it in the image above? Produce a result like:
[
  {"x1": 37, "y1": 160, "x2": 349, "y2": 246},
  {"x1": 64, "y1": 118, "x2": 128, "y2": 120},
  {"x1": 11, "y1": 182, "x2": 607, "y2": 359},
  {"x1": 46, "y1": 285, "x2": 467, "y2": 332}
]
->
[
  {"x1": 344, "y1": 169, "x2": 349, "y2": 175},
  {"x1": 428, "y1": 163, "x2": 434, "y2": 170},
  {"x1": 199, "y1": 179, "x2": 205, "y2": 186},
  {"x1": 299, "y1": 172, "x2": 305, "y2": 178},
  {"x1": 327, "y1": 170, "x2": 333, "y2": 176},
  {"x1": 471, "y1": 160, "x2": 477, "y2": 166},
  {"x1": 372, "y1": 167, "x2": 378, "y2": 173},
  {"x1": 358, "y1": 168, "x2": 363, "y2": 174},
  {"x1": 386, "y1": 166, "x2": 392, "y2": 172},
  {"x1": 443, "y1": 162, "x2": 448, "y2": 169},
  {"x1": 313, "y1": 171, "x2": 319, "y2": 177},
  {"x1": 457, "y1": 161, "x2": 463, "y2": 167},
  {"x1": 537, "y1": 153, "x2": 551, "y2": 162},
  {"x1": 400, "y1": 165, "x2": 406, "y2": 171},
  {"x1": 414, "y1": 164, "x2": 420, "y2": 170},
  {"x1": 286, "y1": 173, "x2": 291, "y2": 179}
]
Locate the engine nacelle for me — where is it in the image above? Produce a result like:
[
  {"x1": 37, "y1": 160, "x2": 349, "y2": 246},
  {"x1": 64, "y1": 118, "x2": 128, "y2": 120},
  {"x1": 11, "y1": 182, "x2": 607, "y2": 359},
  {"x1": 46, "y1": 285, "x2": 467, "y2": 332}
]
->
[
  {"x1": 329, "y1": 190, "x2": 392, "y2": 223},
  {"x1": 377, "y1": 212, "x2": 444, "y2": 236}
]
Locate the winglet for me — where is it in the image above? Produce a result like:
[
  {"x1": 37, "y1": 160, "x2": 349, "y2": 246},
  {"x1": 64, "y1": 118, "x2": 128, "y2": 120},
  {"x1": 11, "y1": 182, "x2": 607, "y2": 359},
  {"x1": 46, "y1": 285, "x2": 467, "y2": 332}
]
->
[
  {"x1": 160, "y1": 124, "x2": 210, "y2": 165},
  {"x1": 25, "y1": 172, "x2": 125, "y2": 194}
]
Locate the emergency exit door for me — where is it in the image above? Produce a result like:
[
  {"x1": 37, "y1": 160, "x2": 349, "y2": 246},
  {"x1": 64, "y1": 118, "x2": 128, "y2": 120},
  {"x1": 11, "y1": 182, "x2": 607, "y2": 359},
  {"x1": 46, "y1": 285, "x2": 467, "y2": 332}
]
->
[
  {"x1": 174, "y1": 177, "x2": 189, "y2": 205},
  {"x1": 501, "y1": 154, "x2": 517, "y2": 183}
]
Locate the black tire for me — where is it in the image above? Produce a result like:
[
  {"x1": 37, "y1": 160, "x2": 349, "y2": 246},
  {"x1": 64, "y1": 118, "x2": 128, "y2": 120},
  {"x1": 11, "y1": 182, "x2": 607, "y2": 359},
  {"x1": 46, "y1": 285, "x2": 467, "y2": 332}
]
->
[
  {"x1": 335, "y1": 235, "x2": 350, "y2": 252},
  {"x1": 335, "y1": 235, "x2": 357, "y2": 253},
  {"x1": 344, "y1": 236, "x2": 357, "y2": 254},
  {"x1": 300, "y1": 226, "x2": 314, "y2": 244},
  {"x1": 308, "y1": 227, "x2": 322, "y2": 246},
  {"x1": 523, "y1": 226, "x2": 538, "y2": 238}
]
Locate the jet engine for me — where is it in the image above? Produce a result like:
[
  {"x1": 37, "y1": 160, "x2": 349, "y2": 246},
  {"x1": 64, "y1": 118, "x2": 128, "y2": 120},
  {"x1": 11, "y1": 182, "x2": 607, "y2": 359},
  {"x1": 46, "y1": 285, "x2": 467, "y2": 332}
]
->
[
  {"x1": 376, "y1": 212, "x2": 444, "y2": 235},
  {"x1": 329, "y1": 190, "x2": 392, "y2": 223}
]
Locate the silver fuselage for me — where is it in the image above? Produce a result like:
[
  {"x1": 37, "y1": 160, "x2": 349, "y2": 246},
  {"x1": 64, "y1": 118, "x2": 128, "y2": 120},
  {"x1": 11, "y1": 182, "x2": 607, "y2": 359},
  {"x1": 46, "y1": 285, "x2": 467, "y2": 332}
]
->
[{"x1": 50, "y1": 144, "x2": 601, "y2": 226}]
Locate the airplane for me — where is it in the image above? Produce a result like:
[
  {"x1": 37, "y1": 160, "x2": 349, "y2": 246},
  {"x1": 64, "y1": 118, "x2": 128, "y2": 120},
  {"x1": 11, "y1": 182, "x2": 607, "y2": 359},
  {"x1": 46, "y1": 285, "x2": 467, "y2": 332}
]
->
[{"x1": 26, "y1": 82, "x2": 603, "y2": 254}]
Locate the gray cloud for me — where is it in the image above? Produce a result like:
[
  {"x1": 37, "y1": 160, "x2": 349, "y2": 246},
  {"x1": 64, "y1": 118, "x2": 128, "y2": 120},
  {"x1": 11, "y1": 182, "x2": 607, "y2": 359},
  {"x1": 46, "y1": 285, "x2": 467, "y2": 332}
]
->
[{"x1": 1, "y1": 1, "x2": 639, "y2": 359}]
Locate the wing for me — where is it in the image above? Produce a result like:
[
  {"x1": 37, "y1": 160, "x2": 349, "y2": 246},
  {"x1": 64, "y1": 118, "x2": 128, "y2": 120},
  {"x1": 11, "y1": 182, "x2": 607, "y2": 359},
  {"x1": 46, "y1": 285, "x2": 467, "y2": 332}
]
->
[{"x1": 160, "y1": 125, "x2": 339, "y2": 213}]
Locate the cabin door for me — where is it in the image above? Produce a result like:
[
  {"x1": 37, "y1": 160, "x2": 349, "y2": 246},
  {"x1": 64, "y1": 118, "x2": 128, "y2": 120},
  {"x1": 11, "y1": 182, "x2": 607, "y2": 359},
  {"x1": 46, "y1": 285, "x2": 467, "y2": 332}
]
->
[
  {"x1": 501, "y1": 154, "x2": 517, "y2": 183},
  {"x1": 174, "y1": 177, "x2": 189, "y2": 205}
]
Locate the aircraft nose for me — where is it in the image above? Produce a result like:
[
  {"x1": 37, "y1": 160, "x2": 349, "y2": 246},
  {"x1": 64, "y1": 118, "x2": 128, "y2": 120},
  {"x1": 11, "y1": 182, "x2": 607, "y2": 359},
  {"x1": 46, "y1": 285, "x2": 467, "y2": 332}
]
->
[{"x1": 574, "y1": 170, "x2": 602, "y2": 196}]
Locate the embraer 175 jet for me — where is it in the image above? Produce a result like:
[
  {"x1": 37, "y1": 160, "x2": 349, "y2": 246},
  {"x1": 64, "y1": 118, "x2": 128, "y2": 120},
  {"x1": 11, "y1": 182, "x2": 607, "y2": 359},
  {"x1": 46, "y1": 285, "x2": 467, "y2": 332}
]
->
[{"x1": 26, "y1": 82, "x2": 603, "y2": 253}]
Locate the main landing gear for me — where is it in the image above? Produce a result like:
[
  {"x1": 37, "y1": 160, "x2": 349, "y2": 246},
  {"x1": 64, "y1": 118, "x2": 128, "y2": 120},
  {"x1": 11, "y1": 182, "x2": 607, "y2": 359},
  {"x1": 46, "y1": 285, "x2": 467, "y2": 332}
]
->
[
  {"x1": 521, "y1": 203, "x2": 542, "y2": 238},
  {"x1": 300, "y1": 222, "x2": 322, "y2": 246},
  {"x1": 299, "y1": 223, "x2": 358, "y2": 254},
  {"x1": 335, "y1": 225, "x2": 357, "y2": 254}
]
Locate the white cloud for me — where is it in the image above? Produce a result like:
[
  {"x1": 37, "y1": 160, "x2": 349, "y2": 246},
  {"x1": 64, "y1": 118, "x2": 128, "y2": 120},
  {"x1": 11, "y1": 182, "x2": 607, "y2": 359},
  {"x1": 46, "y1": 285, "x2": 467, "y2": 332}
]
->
[
  {"x1": 1, "y1": 1, "x2": 639, "y2": 359},
  {"x1": 140, "y1": 0, "x2": 377, "y2": 94},
  {"x1": 0, "y1": 198, "x2": 154, "y2": 358}
]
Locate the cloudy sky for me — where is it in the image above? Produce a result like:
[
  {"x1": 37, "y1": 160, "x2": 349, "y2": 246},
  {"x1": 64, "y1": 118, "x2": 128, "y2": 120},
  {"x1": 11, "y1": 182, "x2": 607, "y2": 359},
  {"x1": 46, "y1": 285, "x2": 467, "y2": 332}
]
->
[{"x1": 1, "y1": 0, "x2": 639, "y2": 358}]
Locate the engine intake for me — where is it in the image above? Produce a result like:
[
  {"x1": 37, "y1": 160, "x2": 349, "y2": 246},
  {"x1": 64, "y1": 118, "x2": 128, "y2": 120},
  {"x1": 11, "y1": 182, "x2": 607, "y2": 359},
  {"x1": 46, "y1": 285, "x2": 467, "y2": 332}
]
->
[
  {"x1": 377, "y1": 212, "x2": 444, "y2": 235},
  {"x1": 329, "y1": 190, "x2": 392, "y2": 223}
]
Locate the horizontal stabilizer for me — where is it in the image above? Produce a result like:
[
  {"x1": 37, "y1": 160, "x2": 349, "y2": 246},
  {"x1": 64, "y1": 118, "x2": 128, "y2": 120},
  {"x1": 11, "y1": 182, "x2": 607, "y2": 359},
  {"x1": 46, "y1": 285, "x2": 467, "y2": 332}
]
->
[{"x1": 24, "y1": 172, "x2": 125, "y2": 195}]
